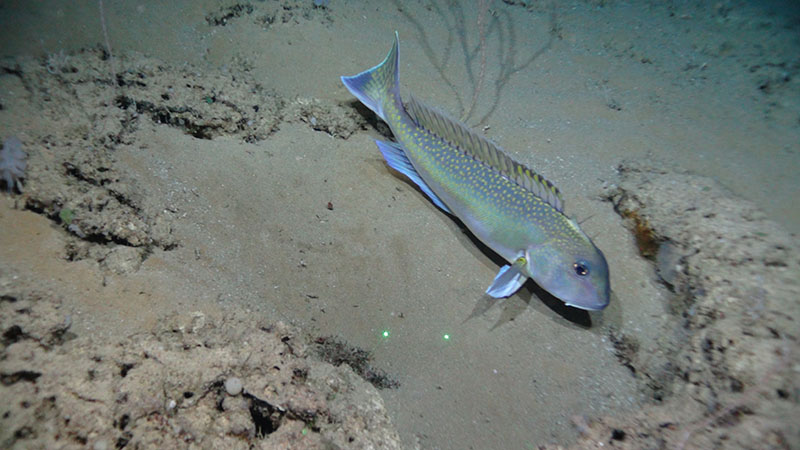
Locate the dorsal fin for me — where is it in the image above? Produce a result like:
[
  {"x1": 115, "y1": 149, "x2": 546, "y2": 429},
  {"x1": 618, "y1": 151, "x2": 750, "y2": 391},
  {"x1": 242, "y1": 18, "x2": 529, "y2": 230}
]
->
[{"x1": 405, "y1": 95, "x2": 564, "y2": 212}]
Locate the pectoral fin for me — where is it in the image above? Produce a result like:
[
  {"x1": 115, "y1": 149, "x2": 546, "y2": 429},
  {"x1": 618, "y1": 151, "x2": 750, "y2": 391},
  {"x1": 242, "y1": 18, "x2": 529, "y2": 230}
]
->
[{"x1": 485, "y1": 257, "x2": 528, "y2": 298}]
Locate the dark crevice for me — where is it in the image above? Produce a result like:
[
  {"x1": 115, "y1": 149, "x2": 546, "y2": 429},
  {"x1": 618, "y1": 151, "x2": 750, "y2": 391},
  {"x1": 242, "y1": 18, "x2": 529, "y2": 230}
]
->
[
  {"x1": 246, "y1": 393, "x2": 284, "y2": 437},
  {"x1": 1, "y1": 370, "x2": 42, "y2": 386},
  {"x1": 3, "y1": 325, "x2": 27, "y2": 345},
  {"x1": 115, "y1": 96, "x2": 219, "y2": 139},
  {"x1": 119, "y1": 363, "x2": 135, "y2": 378}
]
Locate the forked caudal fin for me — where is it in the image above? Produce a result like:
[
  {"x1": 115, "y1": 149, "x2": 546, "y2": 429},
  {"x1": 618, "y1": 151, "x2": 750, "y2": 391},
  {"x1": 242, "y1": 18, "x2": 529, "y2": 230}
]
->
[{"x1": 340, "y1": 31, "x2": 400, "y2": 122}]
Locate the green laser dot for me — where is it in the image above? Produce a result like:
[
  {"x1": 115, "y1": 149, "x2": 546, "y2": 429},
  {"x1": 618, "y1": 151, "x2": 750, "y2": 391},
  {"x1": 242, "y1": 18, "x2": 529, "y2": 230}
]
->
[
  {"x1": 443, "y1": 334, "x2": 450, "y2": 341},
  {"x1": 382, "y1": 330, "x2": 390, "y2": 338}
]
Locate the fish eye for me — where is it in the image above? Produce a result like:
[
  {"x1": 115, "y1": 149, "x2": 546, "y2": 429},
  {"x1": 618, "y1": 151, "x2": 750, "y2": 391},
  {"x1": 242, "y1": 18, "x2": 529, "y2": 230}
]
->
[{"x1": 573, "y1": 261, "x2": 589, "y2": 277}]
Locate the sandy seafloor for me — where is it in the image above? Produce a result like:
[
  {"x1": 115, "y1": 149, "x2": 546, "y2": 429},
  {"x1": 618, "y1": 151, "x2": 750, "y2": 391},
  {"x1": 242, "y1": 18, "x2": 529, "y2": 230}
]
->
[{"x1": 0, "y1": 0, "x2": 799, "y2": 449}]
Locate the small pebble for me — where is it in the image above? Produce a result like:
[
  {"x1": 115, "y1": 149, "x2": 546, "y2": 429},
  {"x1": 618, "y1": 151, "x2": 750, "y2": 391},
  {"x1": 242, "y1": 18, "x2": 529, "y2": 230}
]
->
[{"x1": 225, "y1": 377, "x2": 243, "y2": 396}]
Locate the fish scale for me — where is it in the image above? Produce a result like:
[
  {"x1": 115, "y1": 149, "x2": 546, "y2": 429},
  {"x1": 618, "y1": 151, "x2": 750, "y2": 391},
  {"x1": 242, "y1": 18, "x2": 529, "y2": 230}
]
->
[{"x1": 341, "y1": 32, "x2": 610, "y2": 311}]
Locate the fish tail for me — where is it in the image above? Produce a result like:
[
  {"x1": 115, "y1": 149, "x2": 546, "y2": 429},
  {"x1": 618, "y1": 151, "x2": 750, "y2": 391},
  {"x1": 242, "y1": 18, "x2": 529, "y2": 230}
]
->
[{"x1": 340, "y1": 31, "x2": 400, "y2": 122}]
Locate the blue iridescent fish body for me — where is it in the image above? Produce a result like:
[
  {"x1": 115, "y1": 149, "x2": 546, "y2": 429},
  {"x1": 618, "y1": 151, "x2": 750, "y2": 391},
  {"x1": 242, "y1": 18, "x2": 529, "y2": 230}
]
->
[{"x1": 341, "y1": 33, "x2": 610, "y2": 310}]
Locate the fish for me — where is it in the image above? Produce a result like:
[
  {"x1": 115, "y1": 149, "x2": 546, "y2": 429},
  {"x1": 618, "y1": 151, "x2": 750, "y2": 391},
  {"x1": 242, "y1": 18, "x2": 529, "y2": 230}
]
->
[{"x1": 340, "y1": 32, "x2": 610, "y2": 311}]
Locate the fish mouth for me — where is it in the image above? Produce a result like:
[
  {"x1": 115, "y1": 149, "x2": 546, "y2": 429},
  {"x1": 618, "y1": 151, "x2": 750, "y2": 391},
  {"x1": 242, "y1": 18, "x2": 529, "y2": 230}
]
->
[
  {"x1": 553, "y1": 285, "x2": 610, "y2": 311},
  {"x1": 566, "y1": 301, "x2": 608, "y2": 311},
  {"x1": 564, "y1": 294, "x2": 610, "y2": 311},
  {"x1": 565, "y1": 278, "x2": 611, "y2": 311}
]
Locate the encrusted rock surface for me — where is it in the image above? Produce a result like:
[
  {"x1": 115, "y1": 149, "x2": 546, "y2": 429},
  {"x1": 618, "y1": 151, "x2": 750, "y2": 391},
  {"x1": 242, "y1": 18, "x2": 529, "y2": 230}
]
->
[
  {"x1": 0, "y1": 277, "x2": 401, "y2": 449},
  {"x1": 542, "y1": 162, "x2": 799, "y2": 449}
]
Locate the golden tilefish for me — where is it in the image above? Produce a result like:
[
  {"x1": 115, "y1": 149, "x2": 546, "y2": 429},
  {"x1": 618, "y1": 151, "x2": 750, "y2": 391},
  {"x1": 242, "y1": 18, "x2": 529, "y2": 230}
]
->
[{"x1": 341, "y1": 32, "x2": 610, "y2": 310}]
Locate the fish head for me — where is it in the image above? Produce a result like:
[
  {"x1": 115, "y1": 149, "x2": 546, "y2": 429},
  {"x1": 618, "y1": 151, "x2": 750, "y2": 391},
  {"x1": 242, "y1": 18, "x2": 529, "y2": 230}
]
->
[{"x1": 526, "y1": 226, "x2": 610, "y2": 311}]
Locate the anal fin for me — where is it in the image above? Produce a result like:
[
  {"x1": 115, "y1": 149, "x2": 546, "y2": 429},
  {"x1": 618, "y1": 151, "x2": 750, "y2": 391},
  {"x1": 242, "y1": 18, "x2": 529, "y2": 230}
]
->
[{"x1": 375, "y1": 140, "x2": 451, "y2": 214}]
